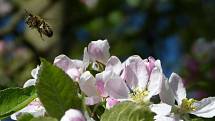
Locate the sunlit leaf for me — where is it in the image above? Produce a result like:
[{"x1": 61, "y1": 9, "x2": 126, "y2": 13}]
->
[
  {"x1": 0, "y1": 86, "x2": 36, "y2": 119},
  {"x1": 101, "y1": 101, "x2": 154, "y2": 121}
]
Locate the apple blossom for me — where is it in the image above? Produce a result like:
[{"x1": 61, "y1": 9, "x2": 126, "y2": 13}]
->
[
  {"x1": 121, "y1": 55, "x2": 163, "y2": 102},
  {"x1": 151, "y1": 73, "x2": 215, "y2": 121}
]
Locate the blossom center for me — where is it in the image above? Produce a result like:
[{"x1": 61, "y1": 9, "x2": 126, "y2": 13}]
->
[
  {"x1": 130, "y1": 88, "x2": 149, "y2": 103},
  {"x1": 180, "y1": 98, "x2": 197, "y2": 113}
]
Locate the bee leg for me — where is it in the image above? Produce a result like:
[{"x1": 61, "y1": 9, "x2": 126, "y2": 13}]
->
[
  {"x1": 40, "y1": 32, "x2": 45, "y2": 41},
  {"x1": 38, "y1": 28, "x2": 45, "y2": 41}
]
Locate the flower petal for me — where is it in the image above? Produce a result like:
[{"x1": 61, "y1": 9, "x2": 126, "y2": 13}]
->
[
  {"x1": 104, "y1": 71, "x2": 129, "y2": 99},
  {"x1": 159, "y1": 76, "x2": 175, "y2": 105},
  {"x1": 54, "y1": 54, "x2": 84, "y2": 81},
  {"x1": 11, "y1": 98, "x2": 45, "y2": 120},
  {"x1": 191, "y1": 97, "x2": 215, "y2": 118},
  {"x1": 147, "y1": 67, "x2": 163, "y2": 98},
  {"x1": 169, "y1": 73, "x2": 186, "y2": 105},
  {"x1": 54, "y1": 54, "x2": 71, "y2": 71},
  {"x1": 23, "y1": 79, "x2": 36, "y2": 88},
  {"x1": 87, "y1": 39, "x2": 110, "y2": 64},
  {"x1": 83, "y1": 47, "x2": 90, "y2": 69},
  {"x1": 143, "y1": 57, "x2": 156, "y2": 75},
  {"x1": 150, "y1": 103, "x2": 172, "y2": 116},
  {"x1": 105, "y1": 56, "x2": 122, "y2": 75},
  {"x1": 61, "y1": 109, "x2": 86, "y2": 121},
  {"x1": 31, "y1": 65, "x2": 40, "y2": 79},
  {"x1": 106, "y1": 97, "x2": 120, "y2": 109},
  {"x1": 85, "y1": 96, "x2": 101, "y2": 105},
  {"x1": 79, "y1": 71, "x2": 97, "y2": 97},
  {"x1": 124, "y1": 55, "x2": 148, "y2": 89}
]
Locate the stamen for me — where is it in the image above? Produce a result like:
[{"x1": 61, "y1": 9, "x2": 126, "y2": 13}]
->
[
  {"x1": 129, "y1": 88, "x2": 149, "y2": 103},
  {"x1": 180, "y1": 98, "x2": 197, "y2": 113}
]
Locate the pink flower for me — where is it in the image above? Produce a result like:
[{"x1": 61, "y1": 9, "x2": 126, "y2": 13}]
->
[
  {"x1": 84, "y1": 39, "x2": 110, "y2": 65},
  {"x1": 54, "y1": 54, "x2": 85, "y2": 82}
]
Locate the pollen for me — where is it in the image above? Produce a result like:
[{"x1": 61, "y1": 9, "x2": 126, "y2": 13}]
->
[
  {"x1": 180, "y1": 98, "x2": 197, "y2": 113},
  {"x1": 130, "y1": 88, "x2": 149, "y2": 103}
]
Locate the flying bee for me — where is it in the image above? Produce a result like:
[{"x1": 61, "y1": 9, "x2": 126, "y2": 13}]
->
[{"x1": 24, "y1": 10, "x2": 53, "y2": 40}]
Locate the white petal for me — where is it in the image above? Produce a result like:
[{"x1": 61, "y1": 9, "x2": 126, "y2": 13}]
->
[
  {"x1": 61, "y1": 109, "x2": 86, "y2": 121},
  {"x1": 147, "y1": 67, "x2": 163, "y2": 98},
  {"x1": 54, "y1": 54, "x2": 71, "y2": 71},
  {"x1": 159, "y1": 76, "x2": 175, "y2": 105},
  {"x1": 79, "y1": 71, "x2": 97, "y2": 97},
  {"x1": 11, "y1": 98, "x2": 45, "y2": 120},
  {"x1": 105, "y1": 56, "x2": 122, "y2": 75},
  {"x1": 23, "y1": 79, "x2": 36, "y2": 88},
  {"x1": 95, "y1": 72, "x2": 109, "y2": 97},
  {"x1": 83, "y1": 47, "x2": 90, "y2": 69},
  {"x1": 169, "y1": 73, "x2": 186, "y2": 105},
  {"x1": 31, "y1": 65, "x2": 40, "y2": 79},
  {"x1": 124, "y1": 55, "x2": 148, "y2": 89},
  {"x1": 124, "y1": 55, "x2": 142, "y2": 64},
  {"x1": 154, "y1": 60, "x2": 162, "y2": 73},
  {"x1": 104, "y1": 71, "x2": 129, "y2": 99},
  {"x1": 191, "y1": 97, "x2": 215, "y2": 118},
  {"x1": 87, "y1": 39, "x2": 110, "y2": 64},
  {"x1": 150, "y1": 103, "x2": 172, "y2": 116}
]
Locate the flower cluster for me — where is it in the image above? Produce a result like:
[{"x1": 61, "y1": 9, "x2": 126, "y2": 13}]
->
[{"x1": 12, "y1": 40, "x2": 215, "y2": 121}]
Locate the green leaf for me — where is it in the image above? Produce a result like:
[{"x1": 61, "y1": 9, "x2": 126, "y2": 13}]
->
[
  {"x1": 0, "y1": 86, "x2": 37, "y2": 119},
  {"x1": 17, "y1": 113, "x2": 34, "y2": 121},
  {"x1": 101, "y1": 101, "x2": 154, "y2": 121},
  {"x1": 36, "y1": 59, "x2": 82, "y2": 119},
  {"x1": 30, "y1": 117, "x2": 57, "y2": 121},
  {"x1": 191, "y1": 118, "x2": 204, "y2": 121}
]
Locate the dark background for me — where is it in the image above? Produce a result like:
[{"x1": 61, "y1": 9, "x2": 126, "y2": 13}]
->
[{"x1": 0, "y1": 0, "x2": 215, "y2": 120}]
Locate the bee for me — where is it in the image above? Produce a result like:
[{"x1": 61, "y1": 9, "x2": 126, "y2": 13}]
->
[{"x1": 24, "y1": 10, "x2": 53, "y2": 39}]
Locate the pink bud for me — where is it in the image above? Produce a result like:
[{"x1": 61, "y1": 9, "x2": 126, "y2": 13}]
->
[{"x1": 61, "y1": 109, "x2": 86, "y2": 121}]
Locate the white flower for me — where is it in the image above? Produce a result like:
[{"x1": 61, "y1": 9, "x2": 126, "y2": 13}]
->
[
  {"x1": 122, "y1": 56, "x2": 163, "y2": 102},
  {"x1": 151, "y1": 73, "x2": 215, "y2": 121},
  {"x1": 61, "y1": 109, "x2": 86, "y2": 121},
  {"x1": 11, "y1": 66, "x2": 46, "y2": 120}
]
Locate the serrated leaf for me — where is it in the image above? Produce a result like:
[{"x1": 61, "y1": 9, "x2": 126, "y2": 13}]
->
[
  {"x1": 101, "y1": 101, "x2": 154, "y2": 121},
  {"x1": 30, "y1": 117, "x2": 57, "y2": 121},
  {"x1": 36, "y1": 59, "x2": 82, "y2": 119},
  {"x1": 0, "y1": 86, "x2": 37, "y2": 119}
]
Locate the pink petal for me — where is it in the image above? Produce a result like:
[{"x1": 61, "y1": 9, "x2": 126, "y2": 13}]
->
[
  {"x1": 87, "y1": 39, "x2": 110, "y2": 64},
  {"x1": 106, "y1": 97, "x2": 120, "y2": 109}
]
